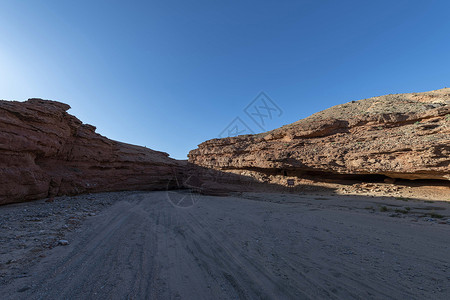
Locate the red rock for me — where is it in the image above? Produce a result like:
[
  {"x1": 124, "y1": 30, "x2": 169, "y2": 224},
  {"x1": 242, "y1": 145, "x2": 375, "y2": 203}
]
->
[
  {"x1": 189, "y1": 88, "x2": 450, "y2": 183},
  {"x1": 0, "y1": 98, "x2": 183, "y2": 205}
]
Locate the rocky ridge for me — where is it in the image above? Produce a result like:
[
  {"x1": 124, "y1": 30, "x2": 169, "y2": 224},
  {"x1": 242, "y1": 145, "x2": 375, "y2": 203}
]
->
[
  {"x1": 0, "y1": 98, "x2": 183, "y2": 205},
  {"x1": 189, "y1": 88, "x2": 450, "y2": 184}
]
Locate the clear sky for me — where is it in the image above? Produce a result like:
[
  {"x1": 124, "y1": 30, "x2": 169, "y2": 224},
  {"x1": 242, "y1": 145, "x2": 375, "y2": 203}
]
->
[{"x1": 1, "y1": 1, "x2": 449, "y2": 159}]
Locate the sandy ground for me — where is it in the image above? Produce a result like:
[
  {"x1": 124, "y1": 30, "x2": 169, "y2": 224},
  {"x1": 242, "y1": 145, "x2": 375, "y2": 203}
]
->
[{"x1": 1, "y1": 190, "x2": 450, "y2": 299}]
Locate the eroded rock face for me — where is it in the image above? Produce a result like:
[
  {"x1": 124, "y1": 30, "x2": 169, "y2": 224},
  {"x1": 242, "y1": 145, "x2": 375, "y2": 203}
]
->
[
  {"x1": 189, "y1": 88, "x2": 450, "y2": 183},
  {"x1": 0, "y1": 98, "x2": 183, "y2": 205}
]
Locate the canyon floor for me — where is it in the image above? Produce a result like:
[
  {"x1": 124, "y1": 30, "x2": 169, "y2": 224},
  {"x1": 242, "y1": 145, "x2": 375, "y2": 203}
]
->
[{"x1": 1, "y1": 188, "x2": 450, "y2": 300}]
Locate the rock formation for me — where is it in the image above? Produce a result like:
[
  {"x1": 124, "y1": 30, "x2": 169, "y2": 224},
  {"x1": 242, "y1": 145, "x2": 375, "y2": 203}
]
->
[
  {"x1": 189, "y1": 88, "x2": 450, "y2": 183},
  {"x1": 2, "y1": 88, "x2": 449, "y2": 205},
  {"x1": 0, "y1": 98, "x2": 183, "y2": 205}
]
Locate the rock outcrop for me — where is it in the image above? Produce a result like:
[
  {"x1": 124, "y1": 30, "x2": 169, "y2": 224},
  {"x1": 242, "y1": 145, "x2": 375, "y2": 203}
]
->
[
  {"x1": 0, "y1": 98, "x2": 183, "y2": 205},
  {"x1": 189, "y1": 88, "x2": 450, "y2": 183}
]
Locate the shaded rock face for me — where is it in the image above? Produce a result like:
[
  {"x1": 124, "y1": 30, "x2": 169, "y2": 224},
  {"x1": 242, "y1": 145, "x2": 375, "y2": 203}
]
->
[
  {"x1": 189, "y1": 89, "x2": 450, "y2": 183},
  {"x1": 0, "y1": 98, "x2": 183, "y2": 205}
]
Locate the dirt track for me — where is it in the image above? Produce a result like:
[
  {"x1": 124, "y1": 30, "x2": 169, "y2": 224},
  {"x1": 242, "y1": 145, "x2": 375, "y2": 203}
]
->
[{"x1": 2, "y1": 191, "x2": 450, "y2": 299}]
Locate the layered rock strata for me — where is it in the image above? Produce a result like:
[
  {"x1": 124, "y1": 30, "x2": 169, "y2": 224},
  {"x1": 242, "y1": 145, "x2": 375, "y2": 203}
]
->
[
  {"x1": 0, "y1": 98, "x2": 183, "y2": 205},
  {"x1": 189, "y1": 89, "x2": 450, "y2": 183}
]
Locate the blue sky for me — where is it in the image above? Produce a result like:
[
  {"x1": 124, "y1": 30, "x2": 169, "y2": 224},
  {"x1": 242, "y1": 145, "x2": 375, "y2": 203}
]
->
[{"x1": 1, "y1": 0, "x2": 449, "y2": 159}]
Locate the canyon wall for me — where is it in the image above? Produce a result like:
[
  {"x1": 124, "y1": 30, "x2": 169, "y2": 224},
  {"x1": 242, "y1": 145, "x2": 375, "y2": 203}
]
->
[
  {"x1": 0, "y1": 98, "x2": 183, "y2": 205},
  {"x1": 2, "y1": 88, "x2": 449, "y2": 205},
  {"x1": 189, "y1": 89, "x2": 450, "y2": 184}
]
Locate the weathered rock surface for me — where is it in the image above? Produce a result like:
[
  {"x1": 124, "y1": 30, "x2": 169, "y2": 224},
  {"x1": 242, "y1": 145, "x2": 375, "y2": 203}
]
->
[
  {"x1": 189, "y1": 88, "x2": 450, "y2": 183},
  {"x1": 0, "y1": 98, "x2": 183, "y2": 205}
]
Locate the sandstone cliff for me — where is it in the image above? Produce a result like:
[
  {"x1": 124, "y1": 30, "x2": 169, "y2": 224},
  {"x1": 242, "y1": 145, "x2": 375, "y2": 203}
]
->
[
  {"x1": 189, "y1": 88, "x2": 450, "y2": 183},
  {"x1": 0, "y1": 98, "x2": 183, "y2": 205}
]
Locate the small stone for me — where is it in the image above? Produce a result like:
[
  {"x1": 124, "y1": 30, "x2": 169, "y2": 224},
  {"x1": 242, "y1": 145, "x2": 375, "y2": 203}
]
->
[
  {"x1": 58, "y1": 239, "x2": 69, "y2": 246},
  {"x1": 17, "y1": 286, "x2": 31, "y2": 293}
]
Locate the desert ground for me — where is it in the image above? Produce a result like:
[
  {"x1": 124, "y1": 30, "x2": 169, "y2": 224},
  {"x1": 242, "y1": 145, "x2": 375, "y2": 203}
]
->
[{"x1": 1, "y1": 188, "x2": 449, "y2": 299}]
